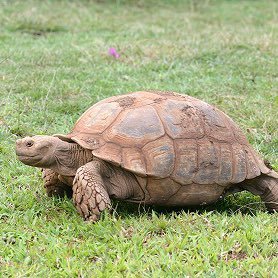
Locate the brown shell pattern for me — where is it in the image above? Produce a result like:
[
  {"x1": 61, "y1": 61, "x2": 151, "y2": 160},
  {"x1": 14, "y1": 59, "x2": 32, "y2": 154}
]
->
[{"x1": 67, "y1": 91, "x2": 270, "y2": 185}]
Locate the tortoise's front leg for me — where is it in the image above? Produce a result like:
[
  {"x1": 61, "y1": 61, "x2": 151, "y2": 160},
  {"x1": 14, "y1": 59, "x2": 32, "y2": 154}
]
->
[
  {"x1": 73, "y1": 160, "x2": 111, "y2": 222},
  {"x1": 42, "y1": 169, "x2": 72, "y2": 198}
]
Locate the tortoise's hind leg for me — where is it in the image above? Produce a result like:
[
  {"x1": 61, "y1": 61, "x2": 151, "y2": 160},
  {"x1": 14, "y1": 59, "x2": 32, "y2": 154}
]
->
[
  {"x1": 241, "y1": 172, "x2": 278, "y2": 212},
  {"x1": 42, "y1": 169, "x2": 72, "y2": 198}
]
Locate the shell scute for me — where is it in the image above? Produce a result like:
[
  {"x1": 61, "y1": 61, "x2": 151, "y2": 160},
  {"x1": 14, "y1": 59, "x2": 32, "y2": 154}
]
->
[
  {"x1": 146, "y1": 178, "x2": 181, "y2": 203},
  {"x1": 172, "y1": 139, "x2": 198, "y2": 184},
  {"x1": 93, "y1": 143, "x2": 122, "y2": 166},
  {"x1": 142, "y1": 136, "x2": 174, "y2": 178},
  {"x1": 218, "y1": 143, "x2": 233, "y2": 184},
  {"x1": 167, "y1": 183, "x2": 225, "y2": 206},
  {"x1": 122, "y1": 148, "x2": 146, "y2": 176},
  {"x1": 158, "y1": 99, "x2": 205, "y2": 139},
  {"x1": 73, "y1": 102, "x2": 121, "y2": 134},
  {"x1": 104, "y1": 106, "x2": 165, "y2": 147},
  {"x1": 194, "y1": 139, "x2": 220, "y2": 184},
  {"x1": 192, "y1": 100, "x2": 235, "y2": 142},
  {"x1": 245, "y1": 147, "x2": 261, "y2": 179},
  {"x1": 231, "y1": 144, "x2": 247, "y2": 183}
]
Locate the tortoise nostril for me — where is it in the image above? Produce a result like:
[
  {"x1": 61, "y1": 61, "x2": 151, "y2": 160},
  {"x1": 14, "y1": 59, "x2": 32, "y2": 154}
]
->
[{"x1": 16, "y1": 139, "x2": 22, "y2": 145}]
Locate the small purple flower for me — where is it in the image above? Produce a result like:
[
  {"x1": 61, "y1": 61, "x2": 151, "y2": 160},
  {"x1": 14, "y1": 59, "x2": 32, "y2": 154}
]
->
[{"x1": 108, "y1": 47, "x2": 120, "y2": 59}]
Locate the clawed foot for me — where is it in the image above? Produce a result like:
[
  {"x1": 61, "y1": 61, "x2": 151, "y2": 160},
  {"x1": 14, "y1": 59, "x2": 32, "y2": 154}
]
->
[
  {"x1": 73, "y1": 161, "x2": 111, "y2": 222},
  {"x1": 42, "y1": 169, "x2": 72, "y2": 198}
]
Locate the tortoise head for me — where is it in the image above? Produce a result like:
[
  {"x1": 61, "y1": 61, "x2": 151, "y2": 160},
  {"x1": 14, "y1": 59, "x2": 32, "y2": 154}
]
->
[{"x1": 16, "y1": 135, "x2": 62, "y2": 168}]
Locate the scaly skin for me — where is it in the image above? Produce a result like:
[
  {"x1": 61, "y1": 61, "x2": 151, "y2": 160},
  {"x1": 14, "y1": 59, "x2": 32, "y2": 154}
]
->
[
  {"x1": 73, "y1": 160, "x2": 111, "y2": 221},
  {"x1": 42, "y1": 168, "x2": 72, "y2": 198}
]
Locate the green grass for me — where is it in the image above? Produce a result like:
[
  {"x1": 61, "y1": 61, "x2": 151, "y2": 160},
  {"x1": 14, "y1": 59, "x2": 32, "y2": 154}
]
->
[{"x1": 0, "y1": 0, "x2": 277, "y2": 276}]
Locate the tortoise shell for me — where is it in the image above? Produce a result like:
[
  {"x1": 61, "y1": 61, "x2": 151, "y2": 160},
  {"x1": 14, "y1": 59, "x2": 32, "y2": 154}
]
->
[{"x1": 61, "y1": 91, "x2": 270, "y2": 186}]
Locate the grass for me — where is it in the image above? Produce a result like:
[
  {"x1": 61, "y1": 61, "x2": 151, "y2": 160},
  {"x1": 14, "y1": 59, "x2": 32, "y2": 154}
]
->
[{"x1": 0, "y1": 0, "x2": 277, "y2": 276}]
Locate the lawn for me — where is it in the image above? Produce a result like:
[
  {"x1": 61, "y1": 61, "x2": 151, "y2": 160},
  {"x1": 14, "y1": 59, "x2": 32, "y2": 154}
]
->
[{"x1": 0, "y1": 0, "x2": 277, "y2": 276}]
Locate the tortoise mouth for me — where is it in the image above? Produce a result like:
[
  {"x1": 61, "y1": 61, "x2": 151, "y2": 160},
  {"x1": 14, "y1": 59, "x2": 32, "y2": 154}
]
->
[
  {"x1": 16, "y1": 153, "x2": 43, "y2": 165},
  {"x1": 16, "y1": 153, "x2": 39, "y2": 158}
]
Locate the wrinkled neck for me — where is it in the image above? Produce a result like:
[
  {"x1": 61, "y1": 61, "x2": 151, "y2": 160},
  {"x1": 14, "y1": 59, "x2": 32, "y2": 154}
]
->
[
  {"x1": 69, "y1": 143, "x2": 94, "y2": 169},
  {"x1": 51, "y1": 142, "x2": 93, "y2": 176}
]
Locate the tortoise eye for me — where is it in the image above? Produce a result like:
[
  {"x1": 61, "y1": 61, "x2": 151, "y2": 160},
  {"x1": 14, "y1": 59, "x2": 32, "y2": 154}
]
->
[{"x1": 26, "y1": 141, "x2": 34, "y2": 147}]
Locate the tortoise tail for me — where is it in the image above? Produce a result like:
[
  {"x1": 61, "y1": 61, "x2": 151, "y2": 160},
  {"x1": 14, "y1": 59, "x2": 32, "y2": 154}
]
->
[{"x1": 241, "y1": 170, "x2": 278, "y2": 212}]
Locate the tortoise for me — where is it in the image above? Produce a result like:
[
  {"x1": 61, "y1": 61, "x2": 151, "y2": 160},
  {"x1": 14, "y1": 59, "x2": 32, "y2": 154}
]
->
[{"x1": 16, "y1": 91, "x2": 278, "y2": 221}]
